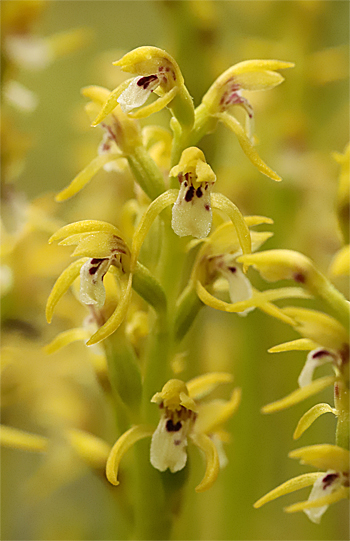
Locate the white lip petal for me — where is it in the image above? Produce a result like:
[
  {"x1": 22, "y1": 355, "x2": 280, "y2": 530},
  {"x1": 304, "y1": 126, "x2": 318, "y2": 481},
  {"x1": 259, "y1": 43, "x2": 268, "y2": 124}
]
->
[
  {"x1": 150, "y1": 418, "x2": 188, "y2": 473},
  {"x1": 117, "y1": 76, "x2": 159, "y2": 113},
  {"x1": 220, "y1": 264, "x2": 254, "y2": 316},
  {"x1": 171, "y1": 184, "x2": 212, "y2": 239},
  {"x1": 79, "y1": 258, "x2": 110, "y2": 308},
  {"x1": 304, "y1": 470, "x2": 342, "y2": 524},
  {"x1": 298, "y1": 348, "x2": 336, "y2": 388}
]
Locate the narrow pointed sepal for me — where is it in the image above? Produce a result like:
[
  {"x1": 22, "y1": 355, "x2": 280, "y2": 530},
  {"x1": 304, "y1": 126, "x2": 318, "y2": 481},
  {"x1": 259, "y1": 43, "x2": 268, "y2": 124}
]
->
[
  {"x1": 106, "y1": 425, "x2": 153, "y2": 485},
  {"x1": 190, "y1": 432, "x2": 220, "y2": 492}
]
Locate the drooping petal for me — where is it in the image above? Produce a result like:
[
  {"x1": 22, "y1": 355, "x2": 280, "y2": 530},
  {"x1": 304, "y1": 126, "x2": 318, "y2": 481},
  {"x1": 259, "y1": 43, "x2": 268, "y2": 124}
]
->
[
  {"x1": 87, "y1": 273, "x2": 133, "y2": 345},
  {"x1": 150, "y1": 417, "x2": 189, "y2": 473},
  {"x1": 298, "y1": 348, "x2": 337, "y2": 387},
  {"x1": 261, "y1": 376, "x2": 337, "y2": 414},
  {"x1": 46, "y1": 258, "x2": 88, "y2": 323},
  {"x1": 211, "y1": 192, "x2": 251, "y2": 257},
  {"x1": 214, "y1": 112, "x2": 281, "y2": 181},
  {"x1": 131, "y1": 189, "x2": 178, "y2": 270},
  {"x1": 106, "y1": 425, "x2": 153, "y2": 485},
  {"x1": 253, "y1": 472, "x2": 324, "y2": 508},
  {"x1": 190, "y1": 432, "x2": 220, "y2": 492},
  {"x1": 293, "y1": 403, "x2": 336, "y2": 440}
]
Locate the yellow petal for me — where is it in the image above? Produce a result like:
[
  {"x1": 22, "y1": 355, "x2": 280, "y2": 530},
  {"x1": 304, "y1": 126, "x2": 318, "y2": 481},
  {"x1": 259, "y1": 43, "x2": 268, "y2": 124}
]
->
[
  {"x1": 268, "y1": 338, "x2": 319, "y2": 353},
  {"x1": 49, "y1": 220, "x2": 122, "y2": 244},
  {"x1": 55, "y1": 153, "x2": 121, "y2": 201},
  {"x1": 106, "y1": 425, "x2": 153, "y2": 485},
  {"x1": 261, "y1": 376, "x2": 337, "y2": 414},
  {"x1": 210, "y1": 192, "x2": 251, "y2": 257},
  {"x1": 45, "y1": 258, "x2": 88, "y2": 323},
  {"x1": 293, "y1": 403, "x2": 337, "y2": 440},
  {"x1": 190, "y1": 432, "x2": 220, "y2": 492},
  {"x1": 284, "y1": 486, "x2": 349, "y2": 514},
  {"x1": 0, "y1": 425, "x2": 48, "y2": 453},
  {"x1": 87, "y1": 273, "x2": 133, "y2": 345},
  {"x1": 186, "y1": 372, "x2": 234, "y2": 400},
  {"x1": 289, "y1": 444, "x2": 350, "y2": 471},
  {"x1": 253, "y1": 473, "x2": 324, "y2": 508},
  {"x1": 214, "y1": 112, "x2": 281, "y2": 181},
  {"x1": 131, "y1": 189, "x2": 178, "y2": 270},
  {"x1": 44, "y1": 328, "x2": 91, "y2": 354}
]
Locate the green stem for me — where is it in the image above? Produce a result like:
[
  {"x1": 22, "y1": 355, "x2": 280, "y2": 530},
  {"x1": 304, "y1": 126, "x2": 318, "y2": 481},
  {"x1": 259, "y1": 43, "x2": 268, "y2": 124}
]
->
[
  {"x1": 128, "y1": 145, "x2": 166, "y2": 200},
  {"x1": 335, "y1": 380, "x2": 349, "y2": 449},
  {"x1": 310, "y1": 271, "x2": 350, "y2": 330}
]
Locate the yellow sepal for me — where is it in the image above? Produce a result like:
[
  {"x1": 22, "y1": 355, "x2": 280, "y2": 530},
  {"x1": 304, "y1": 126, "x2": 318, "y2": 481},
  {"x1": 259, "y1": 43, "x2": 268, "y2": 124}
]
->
[
  {"x1": 91, "y1": 78, "x2": 134, "y2": 126},
  {"x1": 67, "y1": 428, "x2": 111, "y2": 470},
  {"x1": 289, "y1": 444, "x2": 350, "y2": 471},
  {"x1": 87, "y1": 273, "x2": 133, "y2": 345},
  {"x1": 131, "y1": 189, "x2": 178, "y2": 270},
  {"x1": 253, "y1": 472, "x2": 323, "y2": 508},
  {"x1": 49, "y1": 220, "x2": 122, "y2": 244},
  {"x1": 44, "y1": 328, "x2": 91, "y2": 354},
  {"x1": 190, "y1": 432, "x2": 220, "y2": 493},
  {"x1": 213, "y1": 112, "x2": 281, "y2": 181},
  {"x1": 186, "y1": 372, "x2": 234, "y2": 400},
  {"x1": 284, "y1": 486, "x2": 349, "y2": 514},
  {"x1": 46, "y1": 258, "x2": 88, "y2": 323},
  {"x1": 55, "y1": 153, "x2": 122, "y2": 201},
  {"x1": 293, "y1": 403, "x2": 337, "y2": 440},
  {"x1": 106, "y1": 425, "x2": 154, "y2": 485},
  {"x1": 268, "y1": 338, "x2": 319, "y2": 353},
  {"x1": 261, "y1": 376, "x2": 337, "y2": 414},
  {"x1": 195, "y1": 388, "x2": 242, "y2": 435},
  {"x1": 210, "y1": 192, "x2": 251, "y2": 258},
  {"x1": 0, "y1": 425, "x2": 48, "y2": 453}
]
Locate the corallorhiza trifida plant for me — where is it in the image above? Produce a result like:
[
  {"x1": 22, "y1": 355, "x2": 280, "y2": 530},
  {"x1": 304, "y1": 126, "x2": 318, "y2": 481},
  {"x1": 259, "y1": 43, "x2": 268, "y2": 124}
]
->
[{"x1": 2, "y1": 45, "x2": 349, "y2": 538}]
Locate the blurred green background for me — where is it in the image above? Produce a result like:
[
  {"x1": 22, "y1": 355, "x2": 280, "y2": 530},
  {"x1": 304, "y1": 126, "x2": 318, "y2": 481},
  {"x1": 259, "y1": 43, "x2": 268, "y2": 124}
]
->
[{"x1": 2, "y1": 1, "x2": 349, "y2": 540}]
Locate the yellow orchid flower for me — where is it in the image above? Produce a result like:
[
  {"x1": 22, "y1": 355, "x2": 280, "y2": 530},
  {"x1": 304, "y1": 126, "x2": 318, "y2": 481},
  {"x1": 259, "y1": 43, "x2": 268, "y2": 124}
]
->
[
  {"x1": 262, "y1": 307, "x2": 348, "y2": 416},
  {"x1": 170, "y1": 147, "x2": 216, "y2": 238},
  {"x1": 106, "y1": 373, "x2": 241, "y2": 492},
  {"x1": 55, "y1": 86, "x2": 142, "y2": 202},
  {"x1": 238, "y1": 249, "x2": 350, "y2": 328},
  {"x1": 46, "y1": 220, "x2": 133, "y2": 345},
  {"x1": 46, "y1": 219, "x2": 167, "y2": 345},
  {"x1": 186, "y1": 216, "x2": 310, "y2": 323},
  {"x1": 91, "y1": 46, "x2": 194, "y2": 129},
  {"x1": 254, "y1": 444, "x2": 349, "y2": 524},
  {"x1": 197, "y1": 59, "x2": 294, "y2": 181}
]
